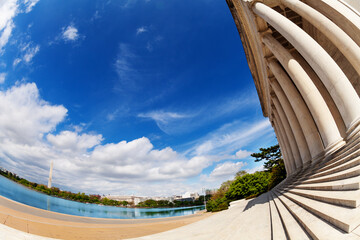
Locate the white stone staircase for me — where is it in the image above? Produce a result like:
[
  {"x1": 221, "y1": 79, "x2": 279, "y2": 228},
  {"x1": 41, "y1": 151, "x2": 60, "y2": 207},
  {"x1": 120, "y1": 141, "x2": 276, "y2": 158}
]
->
[{"x1": 268, "y1": 140, "x2": 360, "y2": 239}]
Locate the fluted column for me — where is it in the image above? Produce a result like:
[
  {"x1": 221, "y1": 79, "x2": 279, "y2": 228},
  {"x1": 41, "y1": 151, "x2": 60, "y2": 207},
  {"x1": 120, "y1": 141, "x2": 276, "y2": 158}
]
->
[
  {"x1": 268, "y1": 60, "x2": 324, "y2": 161},
  {"x1": 292, "y1": 52, "x2": 347, "y2": 139},
  {"x1": 271, "y1": 96, "x2": 302, "y2": 169},
  {"x1": 304, "y1": 0, "x2": 360, "y2": 46},
  {"x1": 271, "y1": 121, "x2": 290, "y2": 175},
  {"x1": 272, "y1": 117, "x2": 295, "y2": 174},
  {"x1": 262, "y1": 33, "x2": 345, "y2": 155},
  {"x1": 270, "y1": 78, "x2": 311, "y2": 165},
  {"x1": 281, "y1": 0, "x2": 360, "y2": 77},
  {"x1": 253, "y1": 2, "x2": 360, "y2": 139}
]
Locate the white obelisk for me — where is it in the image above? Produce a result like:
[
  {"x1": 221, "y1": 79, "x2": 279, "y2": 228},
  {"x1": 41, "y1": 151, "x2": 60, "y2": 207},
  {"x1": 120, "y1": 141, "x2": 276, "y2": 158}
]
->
[{"x1": 48, "y1": 161, "x2": 53, "y2": 188}]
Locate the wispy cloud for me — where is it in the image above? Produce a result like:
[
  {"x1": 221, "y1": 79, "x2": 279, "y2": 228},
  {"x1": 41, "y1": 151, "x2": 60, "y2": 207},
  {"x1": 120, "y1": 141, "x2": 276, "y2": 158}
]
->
[
  {"x1": 0, "y1": 72, "x2": 6, "y2": 84},
  {"x1": 23, "y1": 0, "x2": 40, "y2": 13},
  {"x1": 0, "y1": 0, "x2": 18, "y2": 53},
  {"x1": 12, "y1": 58, "x2": 21, "y2": 67},
  {"x1": 136, "y1": 26, "x2": 147, "y2": 35},
  {"x1": 114, "y1": 43, "x2": 141, "y2": 91},
  {"x1": 23, "y1": 44, "x2": 40, "y2": 62},
  {"x1": 138, "y1": 111, "x2": 189, "y2": 125},
  {"x1": 91, "y1": 10, "x2": 101, "y2": 21},
  {"x1": 0, "y1": 0, "x2": 40, "y2": 53},
  {"x1": 138, "y1": 91, "x2": 259, "y2": 135},
  {"x1": 62, "y1": 25, "x2": 79, "y2": 41},
  {"x1": 12, "y1": 43, "x2": 40, "y2": 67},
  {"x1": 185, "y1": 119, "x2": 273, "y2": 157}
]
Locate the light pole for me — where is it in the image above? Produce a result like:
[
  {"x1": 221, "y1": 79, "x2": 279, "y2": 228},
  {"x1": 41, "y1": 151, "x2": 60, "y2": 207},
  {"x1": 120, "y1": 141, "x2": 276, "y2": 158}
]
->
[{"x1": 202, "y1": 188, "x2": 206, "y2": 211}]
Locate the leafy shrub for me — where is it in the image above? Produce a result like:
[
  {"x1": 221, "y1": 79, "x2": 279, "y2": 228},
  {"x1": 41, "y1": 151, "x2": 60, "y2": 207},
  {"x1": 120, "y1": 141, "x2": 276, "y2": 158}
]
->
[{"x1": 225, "y1": 171, "x2": 271, "y2": 201}]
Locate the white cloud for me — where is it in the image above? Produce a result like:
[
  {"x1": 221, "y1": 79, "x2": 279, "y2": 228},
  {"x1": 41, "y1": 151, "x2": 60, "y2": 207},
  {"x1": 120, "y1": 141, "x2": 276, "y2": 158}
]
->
[
  {"x1": 138, "y1": 91, "x2": 259, "y2": 135},
  {"x1": 47, "y1": 131, "x2": 103, "y2": 153},
  {"x1": 235, "y1": 149, "x2": 252, "y2": 159},
  {"x1": 186, "y1": 119, "x2": 273, "y2": 157},
  {"x1": 245, "y1": 165, "x2": 264, "y2": 174},
  {"x1": 0, "y1": 83, "x2": 67, "y2": 144},
  {"x1": 136, "y1": 26, "x2": 147, "y2": 35},
  {"x1": 62, "y1": 25, "x2": 79, "y2": 41},
  {"x1": 0, "y1": 0, "x2": 17, "y2": 53},
  {"x1": 23, "y1": 0, "x2": 40, "y2": 13},
  {"x1": 114, "y1": 43, "x2": 139, "y2": 90},
  {"x1": 138, "y1": 111, "x2": 188, "y2": 124},
  {"x1": 12, "y1": 58, "x2": 21, "y2": 66},
  {"x1": 23, "y1": 44, "x2": 39, "y2": 62},
  {"x1": 12, "y1": 43, "x2": 40, "y2": 67},
  {"x1": 0, "y1": 72, "x2": 6, "y2": 84},
  {"x1": 0, "y1": 0, "x2": 40, "y2": 53},
  {"x1": 209, "y1": 161, "x2": 246, "y2": 178},
  {"x1": 91, "y1": 10, "x2": 101, "y2": 21}
]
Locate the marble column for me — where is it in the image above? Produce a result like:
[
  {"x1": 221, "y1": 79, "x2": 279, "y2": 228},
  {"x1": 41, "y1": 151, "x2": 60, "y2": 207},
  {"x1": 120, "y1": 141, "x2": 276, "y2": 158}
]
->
[
  {"x1": 304, "y1": 0, "x2": 360, "y2": 46},
  {"x1": 270, "y1": 78, "x2": 311, "y2": 165},
  {"x1": 273, "y1": 119, "x2": 294, "y2": 175},
  {"x1": 271, "y1": 121, "x2": 291, "y2": 175},
  {"x1": 281, "y1": 0, "x2": 360, "y2": 77},
  {"x1": 253, "y1": 2, "x2": 360, "y2": 139},
  {"x1": 268, "y1": 59, "x2": 324, "y2": 161},
  {"x1": 262, "y1": 33, "x2": 345, "y2": 155},
  {"x1": 271, "y1": 96, "x2": 302, "y2": 169},
  {"x1": 273, "y1": 117, "x2": 295, "y2": 173}
]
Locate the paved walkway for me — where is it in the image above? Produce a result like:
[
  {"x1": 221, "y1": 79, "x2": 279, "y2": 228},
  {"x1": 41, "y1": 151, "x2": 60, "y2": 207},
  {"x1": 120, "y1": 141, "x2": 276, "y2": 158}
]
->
[{"x1": 0, "y1": 223, "x2": 54, "y2": 240}]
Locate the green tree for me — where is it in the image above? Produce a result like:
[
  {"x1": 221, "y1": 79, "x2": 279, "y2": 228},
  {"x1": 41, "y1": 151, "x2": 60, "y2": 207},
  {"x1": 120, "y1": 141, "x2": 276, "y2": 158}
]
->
[
  {"x1": 225, "y1": 171, "x2": 271, "y2": 201},
  {"x1": 251, "y1": 144, "x2": 282, "y2": 172},
  {"x1": 251, "y1": 144, "x2": 286, "y2": 190}
]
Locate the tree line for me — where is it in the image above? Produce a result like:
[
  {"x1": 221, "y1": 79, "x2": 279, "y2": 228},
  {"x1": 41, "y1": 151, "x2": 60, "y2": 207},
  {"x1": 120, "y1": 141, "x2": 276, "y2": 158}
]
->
[
  {"x1": 0, "y1": 168, "x2": 208, "y2": 208},
  {"x1": 136, "y1": 196, "x2": 210, "y2": 208},
  {"x1": 0, "y1": 168, "x2": 131, "y2": 206}
]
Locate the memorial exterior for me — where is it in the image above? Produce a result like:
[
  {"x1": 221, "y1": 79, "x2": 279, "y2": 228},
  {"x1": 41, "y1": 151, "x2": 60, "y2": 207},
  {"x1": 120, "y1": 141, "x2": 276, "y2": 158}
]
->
[{"x1": 225, "y1": 0, "x2": 360, "y2": 238}]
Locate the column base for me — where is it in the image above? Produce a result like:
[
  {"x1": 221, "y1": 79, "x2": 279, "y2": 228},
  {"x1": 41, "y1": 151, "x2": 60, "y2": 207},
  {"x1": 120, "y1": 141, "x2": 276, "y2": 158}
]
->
[
  {"x1": 346, "y1": 118, "x2": 360, "y2": 143},
  {"x1": 311, "y1": 152, "x2": 324, "y2": 164},
  {"x1": 324, "y1": 138, "x2": 346, "y2": 157}
]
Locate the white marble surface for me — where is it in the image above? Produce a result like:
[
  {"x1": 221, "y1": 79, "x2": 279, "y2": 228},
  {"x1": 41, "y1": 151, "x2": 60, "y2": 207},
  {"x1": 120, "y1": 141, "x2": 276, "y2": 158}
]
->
[{"x1": 0, "y1": 224, "x2": 56, "y2": 240}]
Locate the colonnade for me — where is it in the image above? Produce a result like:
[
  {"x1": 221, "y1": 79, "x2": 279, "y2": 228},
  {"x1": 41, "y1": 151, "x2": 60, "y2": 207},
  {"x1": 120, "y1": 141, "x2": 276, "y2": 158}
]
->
[{"x1": 227, "y1": 0, "x2": 360, "y2": 175}]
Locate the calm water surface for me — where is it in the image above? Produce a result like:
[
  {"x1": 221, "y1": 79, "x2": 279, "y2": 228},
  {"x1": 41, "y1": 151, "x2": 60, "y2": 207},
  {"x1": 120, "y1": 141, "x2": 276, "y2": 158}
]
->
[{"x1": 0, "y1": 175, "x2": 204, "y2": 219}]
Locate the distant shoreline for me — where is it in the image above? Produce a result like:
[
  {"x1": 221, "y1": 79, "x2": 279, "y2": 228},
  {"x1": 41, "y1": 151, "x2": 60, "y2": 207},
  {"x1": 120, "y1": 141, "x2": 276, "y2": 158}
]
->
[{"x1": 0, "y1": 167, "x2": 205, "y2": 209}]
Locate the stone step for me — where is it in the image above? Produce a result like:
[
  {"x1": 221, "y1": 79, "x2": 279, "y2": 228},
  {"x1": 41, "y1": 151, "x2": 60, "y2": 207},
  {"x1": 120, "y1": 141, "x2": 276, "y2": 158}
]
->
[
  {"x1": 271, "y1": 191, "x2": 310, "y2": 239},
  {"x1": 319, "y1": 141, "x2": 360, "y2": 173},
  {"x1": 321, "y1": 147, "x2": 360, "y2": 173},
  {"x1": 332, "y1": 137, "x2": 360, "y2": 160},
  {"x1": 288, "y1": 143, "x2": 360, "y2": 182},
  {"x1": 312, "y1": 155, "x2": 360, "y2": 179},
  {"x1": 290, "y1": 151, "x2": 360, "y2": 183},
  {"x1": 268, "y1": 192, "x2": 288, "y2": 240},
  {"x1": 293, "y1": 176, "x2": 360, "y2": 191},
  {"x1": 281, "y1": 191, "x2": 360, "y2": 233},
  {"x1": 300, "y1": 165, "x2": 360, "y2": 184},
  {"x1": 275, "y1": 191, "x2": 360, "y2": 240},
  {"x1": 285, "y1": 188, "x2": 360, "y2": 208}
]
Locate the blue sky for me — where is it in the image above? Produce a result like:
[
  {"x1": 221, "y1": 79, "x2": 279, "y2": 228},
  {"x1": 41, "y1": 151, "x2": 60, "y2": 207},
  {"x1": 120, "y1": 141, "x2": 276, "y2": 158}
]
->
[{"x1": 0, "y1": 0, "x2": 277, "y2": 196}]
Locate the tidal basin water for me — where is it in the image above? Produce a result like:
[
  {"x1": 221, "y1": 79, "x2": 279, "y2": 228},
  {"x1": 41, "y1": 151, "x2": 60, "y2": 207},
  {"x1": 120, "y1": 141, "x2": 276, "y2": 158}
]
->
[{"x1": 0, "y1": 175, "x2": 204, "y2": 219}]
